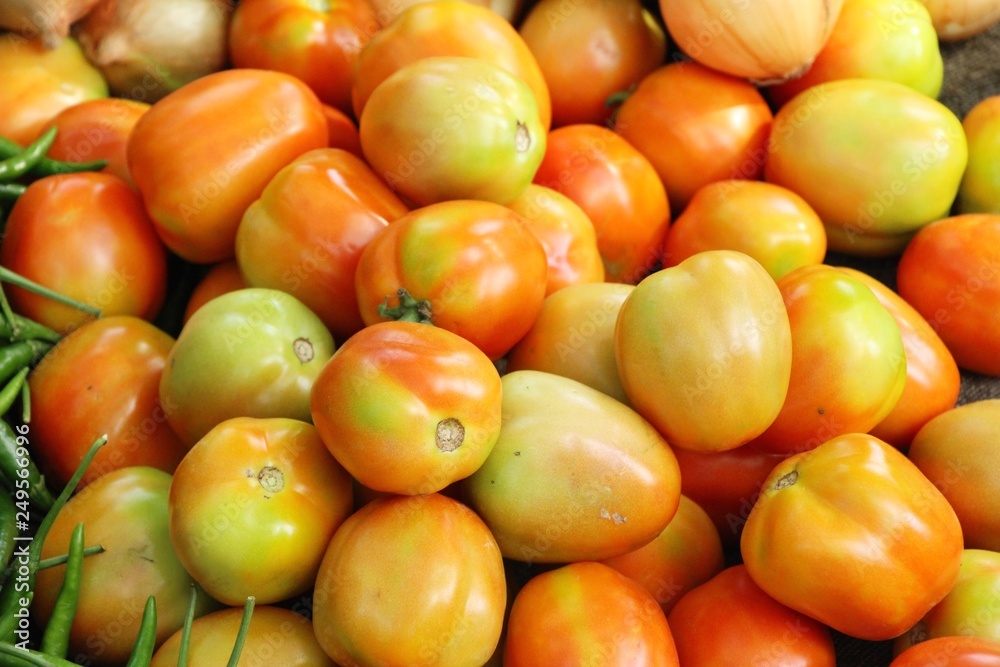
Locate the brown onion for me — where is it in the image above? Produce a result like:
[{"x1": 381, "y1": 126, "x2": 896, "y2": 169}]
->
[
  {"x1": 918, "y1": 0, "x2": 1000, "y2": 40},
  {"x1": 659, "y1": 0, "x2": 845, "y2": 83},
  {"x1": 0, "y1": 0, "x2": 101, "y2": 48},
  {"x1": 73, "y1": 0, "x2": 232, "y2": 103}
]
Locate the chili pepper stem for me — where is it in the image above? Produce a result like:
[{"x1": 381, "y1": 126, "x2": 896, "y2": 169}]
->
[{"x1": 0, "y1": 268, "x2": 102, "y2": 319}]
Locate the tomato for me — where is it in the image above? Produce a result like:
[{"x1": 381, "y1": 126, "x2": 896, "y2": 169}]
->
[
  {"x1": 152, "y1": 605, "x2": 335, "y2": 667},
  {"x1": 28, "y1": 315, "x2": 188, "y2": 489},
  {"x1": 672, "y1": 444, "x2": 788, "y2": 550},
  {"x1": 182, "y1": 259, "x2": 247, "y2": 324},
  {"x1": 359, "y1": 56, "x2": 546, "y2": 207},
  {"x1": 505, "y1": 184, "x2": 605, "y2": 295},
  {"x1": 0, "y1": 172, "x2": 168, "y2": 334},
  {"x1": 310, "y1": 321, "x2": 502, "y2": 495},
  {"x1": 666, "y1": 565, "x2": 836, "y2": 667},
  {"x1": 42, "y1": 97, "x2": 150, "y2": 188},
  {"x1": 321, "y1": 102, "x2": 363, "y2": 157},
  {"x1": 614, "y1": 61, "x2": 774, "y2": 213},
  {"x1": 750, "y1": 264, "x2": 906, "y2": 454},
  {"x1": 907, "y1": 400, "x2": 1000, "y2": 551},
  {"x1": 235, "y1": 147, "x2": 409, "y2": 343},
  {"x1": 33, "y1": 467, "x2": 218, "y2": 666},
  {"x1": 228, "y1": 0, "x2": 379, "y2": 114},
  {"x1": 601, "y1": 495, "x2": 726, "y2": 615},
  {"x1": 127, "y1": 68, "x2": 329, "y2": 264},
  {"x1": 896, "y1": 214, "x2": 1000, "y2": 376},
  {"x1": 615, "y1": 250, "x2": 792, "y2": 452},
  {"x1": 354, "y1": 199, "x2": 548, "y2": 361},
  {"x1": 169, "y1": 417, "x2": 353, "y2": 605},
  {"x1": 0, "y1": 33, "x2": 107, "y2": 145},
  {"x1": 506, "y1": 282, "x2": 632, "y2": 404},
  {"x1": 504, "y1": 561, "x2": 679, "y2": 666},
  {"x1": 838, "y1": 267, "x2": 960, "y2": 449},
  {"x1": 895, "y1": 549, "x2": 1000, "y2": 654},
  {"x1": 765, "y1": 78, "x2": 968, "y2": 256},
  {"x1": 533, "y1": 123, "x2": 670, "y2": 284},
  {"x1": 159, "y1": 288, "x2": 336, "y2": 446},
  {"x1": 767, "y1": 0, "x2": 943, "y2": 107},
  {"x1": 662, "y1": 180, "x2": 827, "y2": 281},
  {"x1": 312, "y1": 493, "x2": 506, "y2": 666},
  {"x1": 517, "y1": 0, "x2": 666, "y2": 128},
  {"x1": 351, "y1": 1, "x2": 550, "y2": 128},
  {"x1": 741, "y1": 433, "x2": 964, "y2": 641},
  {"x1": 891, "y1": 636, "x2": 1000, "y2": 667},
  {"x1": 465, "y1": 370, "x2": 681, "y2": 563},
  {"x1": 958, "y1": 95, "x2": 1000, "y2": 214}
]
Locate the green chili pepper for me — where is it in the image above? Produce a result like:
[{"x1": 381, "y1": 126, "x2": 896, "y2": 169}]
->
[
  {"x1": 227, "y1": 596, "x2": 256, "y2": 667},
  {"x1": 0, "y1": 367, "x2": 29, "y2": 418},
  {"x1": 0, "y1": 643, "x2": 81, "y2": 666},
  {"x1": 0, "y1": 129, "x2": 57, "y2": 183},
  {"x1": 124, "y1": 596, "x2": 157, "y2": 667},
  {"x1": 38, "y1": 522, "x2": 84, "y2": 658},
  {"x1": 1, "y1": 543, "x2": 103, "y2": 579},
  {"x1": 0, "y1": 135, "x2": 108, "y2": 177},
  {"x1": 0, "y1": 418, "x2": 55, "y2": 512},
  {"x1": 0, "y1": 311, "x2": 61, "y2": 345},
  {"x1": 0, "y1": 184, "x2": 26, "y2": 200},
  {"x1": 0, "y1": 340, "x2": 50, "y2": 388},
  {"x1": 0, "y1": 489, "x2": 16, "y2": 570},
  {"x1": 0, "y1": 434, "x2": 106, "y2": 642}
]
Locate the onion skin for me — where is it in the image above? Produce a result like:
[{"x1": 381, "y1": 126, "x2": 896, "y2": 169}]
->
[
  {"x1": 918, "y1": 0, "x2": 1000, "y2": 40},
  {"x1": 659, "y1": 0, "x2": 846, "y2": 83},
  {"x1": 0, "y1": 0, "x2": 101, "y2": 49}
]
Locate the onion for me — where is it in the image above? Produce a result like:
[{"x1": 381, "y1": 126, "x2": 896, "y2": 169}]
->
[
  {"x1": 659, "y1": 0, "x2": 846, "y2": 83},
  {"x1": 0, "y1": 0, "x2": 101, "y2": 49},
  {"x1": 918, "y1": 0, "x2": 1000, "y2": 40},
  {"x1": 73, "y1": 0, "x2": 232, "y2": 103}
]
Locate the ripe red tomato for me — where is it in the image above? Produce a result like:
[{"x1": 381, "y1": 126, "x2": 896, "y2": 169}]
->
[
  {"x1": 891, "y1": 636, "x2": 1000, "y2": 667},
  {"x1": 614, "y1": 61, "x2": 773, "y2": 213},
  {"x1": 741, "y1": 433, "x2": 964, "y2": 641},
  {"x1": 28, "y1": 315, "x2": 189, "y2": 490},
  {"x1": 309, "y1": 320, "x2": 503, "y2": 495},
  {"x1": 533, "y1": 123, "x2": 670, "y2": 284},
  {"x1": 504, "y1": 561, "x2": 679, "y2": 666},
  {"x1": 0, "y1": 172, "x2": 168, "y2": 334},
  {"x1": 666, "y1": 565, "x2": 836, "y2": 666},
  {"x1": 354, "y1": 199, "x2": 548, "y2": 361}
]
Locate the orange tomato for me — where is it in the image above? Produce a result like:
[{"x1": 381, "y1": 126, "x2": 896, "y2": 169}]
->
[{"x1": 182, "y1": 260, "x2": 247, "y2": 324}]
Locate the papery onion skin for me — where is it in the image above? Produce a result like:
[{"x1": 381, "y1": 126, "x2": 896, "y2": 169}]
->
[
  {"x1": 73, "y1": 0, "x2": 233, "y2": 104},
  {"x1": 918, "y1": 0, "x2": 1000, "y2": 40},
  {"x1": 659, "y1": 0, "x2": 846, "y2": 83},
  {"x1": 0, "y1": 0, "x2": 101, "y2": 49}
]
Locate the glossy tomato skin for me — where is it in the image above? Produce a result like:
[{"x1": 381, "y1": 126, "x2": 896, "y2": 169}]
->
[
  {"x1": 235, "y1": 147, "x2": 409, "y2": 343},
  {"x1": 506, "y1": 282, "x2": 632, "y2": 404},
  {"x1": 309, "y1": 320, "x2": 502, "y2": 495},
  {"x1": 504, "y1": 561, "x2": 679, "y2": 666},
  {"x1": 151, "y1": 605, "x2": 335, "y2": 667},
  {"x1": 891, "y1": 636, "x2": 1000, "y2": 667},
  {"x1": 958, "y1": 95, "x2": 1000, "y2": 214},
  {"x1": 666, "y1": 565, "x2": 836, "y2": 667},
  {"x1": 42, "y1": 97, "x2": 150, "y2": 188},
  {"x1": 838, "y1": 267, "x2": 960, "y2": 449},
  {"x1": 359, "y1": 56, "x2": 546, "y2": 207},
  {"x1": 614, "y1": 61, "x2": 773, "y2": 213},
  {"x1": 169, "y1": 417, "x2": 353, "y2": 605},
  {"x1": 351, "y1": 0, "x2": 550, "y2": 128},
  {"x1": 896, "y1": 214, "x2": 1000, "y2": 376},
  {"x1": 766, "y1": 79, "x2": 967, "y2": 256},
  {"x1": 28, "y1": 316, "x2": 188, "y2": 489},
  {"x1": 159, "y1": 288, "x2": 336, "y2": 447},
  {"x1": 228, "y1": 0, "x2": 379, "y2": 114},
  {"x1": 907, "y1": 400, "x2": 1000, "y2": 551},
  {"x1": 127, "y1": 68, "x2": 329, "y2": 264},
  {"x1": 33, "y1": 467, "x2": 218, "y2": 666},
  {"x1": 615, "y1": 250, "x2": 792, "y2": 452},
  {"x1": 182, "y1": 259, "x2": 247, "y2": 324},
  {"x1": 505, "y1": 183, "x2": 605, "y2": 295},
  {"x1": 0, "y1": 33, "x2": 107, "y2": 144},
  {"x1": 741, "y1": 433, "x2": 964, "y2": 641},
  {"x1": 312, "y1": 493, "x2": 507, "y2": 667},
  {"x1": 533, "y1": 124, "x2": 670, "y2": 284},
  {"x1": 518, "y1": 0, "x2": 665, "y2": 128},
  {"x1": 662, "y1": 180, "x2": 827, "y2": 281},
  {"x1": 354, "y1": 199, "x2": 548, "y2": 361},
  {"x1": 750, "y1": 264, "x2": 907, "y2": 454},
  {"x1": 601, "y1": 495, "x2": 726, "y2": 615},
  {"x1": 0, "y1": 172, "x2": 168, "y2": 334},
  {"x1": 465, "y1": 370, "x2": 682, "y2": 563}
]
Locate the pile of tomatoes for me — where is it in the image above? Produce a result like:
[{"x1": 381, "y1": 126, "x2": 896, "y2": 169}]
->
[{"x1": 1, "y1": 0, "x2": 1000, "y2": 665}]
